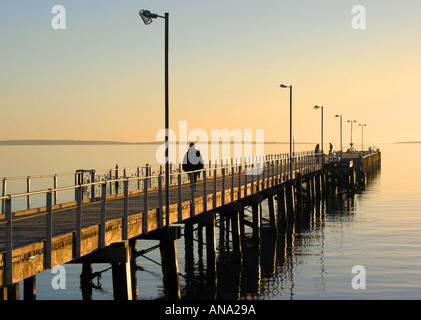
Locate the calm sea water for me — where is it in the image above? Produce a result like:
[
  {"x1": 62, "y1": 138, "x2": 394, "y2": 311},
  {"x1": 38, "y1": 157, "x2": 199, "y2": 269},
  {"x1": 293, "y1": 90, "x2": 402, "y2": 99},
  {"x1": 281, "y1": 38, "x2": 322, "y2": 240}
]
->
[{"x1": 1, "y1": 142, "x2": 420, "y2": 300}]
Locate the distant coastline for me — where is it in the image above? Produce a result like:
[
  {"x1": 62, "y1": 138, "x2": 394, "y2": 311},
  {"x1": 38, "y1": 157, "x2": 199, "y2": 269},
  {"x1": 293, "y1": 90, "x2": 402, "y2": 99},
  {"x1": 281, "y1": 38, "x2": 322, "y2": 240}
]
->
[
  {"x1": 394, "y1": 141, "x2": 421, "y2": 144},
  {"x1": 0, "y1": 140, "x2": 315, "y2": 146}
]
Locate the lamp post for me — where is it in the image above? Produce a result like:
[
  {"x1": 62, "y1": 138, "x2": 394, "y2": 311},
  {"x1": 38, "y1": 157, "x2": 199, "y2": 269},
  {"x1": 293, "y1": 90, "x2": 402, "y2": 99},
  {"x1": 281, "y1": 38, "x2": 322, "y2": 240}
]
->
[
  {"x1": 314, "y1": 105, "x2": 324, "y2": 175},
  {"x1": 347, "y1": 120, "x2": 357, "y2": 151},
  {"x1": 280, "y1": 84, "x2": 293, "y2": 180},
  {"x1": 313, "y1": 105, "x2": 324, "y2": 155},
  {"x1": 140, "y1": 9, "x2": 171, "y2": 232},
  {"x1": 359, "y1": 123, "x2": 367, "y2": 152},
  {"x1": 335, "y1": 114, "x2": 343, "y2": 158}
]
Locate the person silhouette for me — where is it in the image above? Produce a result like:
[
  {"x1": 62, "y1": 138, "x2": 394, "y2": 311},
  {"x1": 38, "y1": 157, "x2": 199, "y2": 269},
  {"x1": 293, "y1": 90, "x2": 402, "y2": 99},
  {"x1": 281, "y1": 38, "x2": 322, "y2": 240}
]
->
[{"x1": 182, "y1": 143, "x2": 204, "y2": 191}]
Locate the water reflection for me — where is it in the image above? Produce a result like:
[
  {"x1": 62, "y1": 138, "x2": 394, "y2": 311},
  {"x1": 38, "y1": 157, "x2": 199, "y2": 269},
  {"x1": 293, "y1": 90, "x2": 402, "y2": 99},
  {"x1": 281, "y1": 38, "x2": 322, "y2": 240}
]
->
[{"x1": 177, "y1": 169, "x2": 380, "y2": 300}]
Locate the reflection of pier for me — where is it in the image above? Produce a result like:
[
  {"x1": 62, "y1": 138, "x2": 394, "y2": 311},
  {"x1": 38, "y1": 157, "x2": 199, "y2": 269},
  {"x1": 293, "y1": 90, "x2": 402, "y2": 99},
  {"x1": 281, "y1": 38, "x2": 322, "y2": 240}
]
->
[{"x1": 0, "y1": 150, "x2": 380, "y2": 299}]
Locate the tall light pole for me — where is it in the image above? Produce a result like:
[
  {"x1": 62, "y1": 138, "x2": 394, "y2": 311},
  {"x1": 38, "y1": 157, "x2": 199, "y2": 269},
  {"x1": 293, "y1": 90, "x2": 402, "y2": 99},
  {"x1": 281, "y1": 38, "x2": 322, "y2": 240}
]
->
[
  {"x1": 335, "y1": 114, "x2": 342, "y2": 158},
  {"x1": 280, "y1": 84, "x2": 293, "y2": 180},
  {"x1": 314, "y1": 105, "x2": 324, "y2": 176},
  {"x1": 359, "y1": 123, "x2": 367, "y2": 152},
  {"x1": 313, "y1": 105, "x2": 324, "y2": 155},
  {"x1": 347, "y1": 120, "x2": 357, "y2": 151},
  {"x1": 140, "y1": 10, "x2": 171, "y2": 233}
]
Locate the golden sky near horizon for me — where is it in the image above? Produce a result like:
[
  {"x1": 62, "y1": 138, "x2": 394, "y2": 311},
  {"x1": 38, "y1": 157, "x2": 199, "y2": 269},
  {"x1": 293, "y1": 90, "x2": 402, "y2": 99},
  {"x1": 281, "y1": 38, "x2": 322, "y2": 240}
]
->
[{"x1": 1, "y1": 1, "x2": 420, "y2": 150}]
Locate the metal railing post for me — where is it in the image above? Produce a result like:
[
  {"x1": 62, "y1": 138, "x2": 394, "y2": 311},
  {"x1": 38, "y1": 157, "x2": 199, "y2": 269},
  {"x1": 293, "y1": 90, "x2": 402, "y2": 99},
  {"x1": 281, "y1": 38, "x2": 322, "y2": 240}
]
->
[
  {"x1": 123, "y1": 179, "x2": 129, "y2": 240},
  {"x1": 75, "y1": 185, "x2": 82, "y2": 258},
  {"x1": 26, "y1": 176, "x2": 31, "y2": 210},
  {"x1": 100, "y1": 182, "x2": 107, "y2": 248},
  {"x1": 143, "y1": 178, "x2": 149, "y2": 234},
  {"x1": 5, "y1": 197, "x2": 13, "y2": 286},
  {"x1": 45, "y1": 190, "x2": 53, "y2": 269}
]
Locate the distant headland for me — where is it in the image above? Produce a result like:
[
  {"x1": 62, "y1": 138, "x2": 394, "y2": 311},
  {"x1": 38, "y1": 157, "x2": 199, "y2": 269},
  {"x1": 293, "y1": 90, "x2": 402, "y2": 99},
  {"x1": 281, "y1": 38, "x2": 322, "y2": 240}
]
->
[
  {"x1": 0, "y1": 140, "x2": 314, "y2": 146},
  {"x1": 394, "y1": 141, "x2": 421, "y2": 144},
  {"x1": 0, "y1": 140, "x2": 155, "y2": 145}
]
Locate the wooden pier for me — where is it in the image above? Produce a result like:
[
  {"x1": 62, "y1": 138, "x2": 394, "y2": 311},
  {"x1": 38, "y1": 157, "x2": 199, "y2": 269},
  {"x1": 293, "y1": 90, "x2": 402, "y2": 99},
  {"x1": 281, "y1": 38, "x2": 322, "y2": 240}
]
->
[{"x1": 0, "y1": 149, "x2": 380, "y2": 300}]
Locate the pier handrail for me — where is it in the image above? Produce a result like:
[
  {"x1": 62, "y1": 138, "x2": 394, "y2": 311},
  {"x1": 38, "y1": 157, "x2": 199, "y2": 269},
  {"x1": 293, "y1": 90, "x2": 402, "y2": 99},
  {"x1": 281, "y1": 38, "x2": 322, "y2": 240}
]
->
[
  {"x1": 1, "y1": 152, "x2": 318, "y2": 211},
  {"x1": 0, "y1": 150, "x2": 326, "y2": 287}
]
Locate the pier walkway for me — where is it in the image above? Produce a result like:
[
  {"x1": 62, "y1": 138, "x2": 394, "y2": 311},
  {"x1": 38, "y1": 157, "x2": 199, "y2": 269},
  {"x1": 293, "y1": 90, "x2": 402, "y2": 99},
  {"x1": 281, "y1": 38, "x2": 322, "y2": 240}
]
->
[{"x1": 0, "y1": 150, "x2": 381, "y2": 299}]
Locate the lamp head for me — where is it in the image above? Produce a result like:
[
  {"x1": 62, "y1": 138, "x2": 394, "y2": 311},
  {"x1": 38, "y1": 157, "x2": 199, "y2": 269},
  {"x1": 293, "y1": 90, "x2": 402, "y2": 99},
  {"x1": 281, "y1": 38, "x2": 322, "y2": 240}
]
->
[
  {"x1": 314, "y1": 105, "x2": 322, "y2": 110},
  {"x1": 280, "y1": 84, "x2": 289, "y2": 88},
  {"x1": 139, "y1": 9, "x2": 158, "y2": 25}
]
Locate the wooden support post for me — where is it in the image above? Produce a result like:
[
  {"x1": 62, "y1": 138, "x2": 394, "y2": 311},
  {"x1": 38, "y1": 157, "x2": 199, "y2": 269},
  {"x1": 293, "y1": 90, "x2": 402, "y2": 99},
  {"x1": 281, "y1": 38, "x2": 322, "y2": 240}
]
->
[
  {"x1": 159, "y1": 235, "x2": 181, "y2": 300},
  {"x1": 0, "y1": 284, "x2": 19, "y2": 300},
  {"x1": 251, "y1": 202, "x2": 261, "y2": 239},
  {"x1": 230, "y1": 212, "x2": 242, "y2": 262},
  {"x1": 239, "y1": 207, "x2": 246, "y2": 248},
  {"x1": 111, "y1": 242, "x2": 133, "y2": 300},
  {"x1": 295, "y1": 173, "x2": 303, "y2": 224},
  {"x1": 129, "y1": 239, "x2": 139, "y2": 300},
  {"x1": 23, "y1": 276, "x2": 36, "y2": 300},
  {"x1": 311, "y1": 174, "x2": 316, "y2": 204},
  {"x1": 306, "y1": 178, "x2": 312, "y2": 208},
  {"x1": 267, "y1": 195, "x2": 277, "y2": 230},
  {"x1": 80, "y1": 262, "x2": 93, "y2": 300},
  {"x1": 184, "y1": 222, "x2": 194, "y2": 281},
  {"x1": 219, "y1": 214, "x2": 226, "y2": 252},
  {"x1": 276, "y1": 186, "x2": 287, "y2": 228},
  {"x1": 315, "y1": 173, "x2": 321, "y2": 204},
  {"x1": 202, "y1": 212, "x2": 217, "y2": 284},
  {"x1": 285, "y1": 182, "x2": 295, "y2": 223}
]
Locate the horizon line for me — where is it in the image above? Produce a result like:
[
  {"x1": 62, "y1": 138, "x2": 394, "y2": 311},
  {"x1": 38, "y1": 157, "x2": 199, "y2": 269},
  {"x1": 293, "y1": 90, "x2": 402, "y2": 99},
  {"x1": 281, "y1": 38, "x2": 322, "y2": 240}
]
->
[{"x1": 0, "y1": 139, "x2": 318, "y2": 146}]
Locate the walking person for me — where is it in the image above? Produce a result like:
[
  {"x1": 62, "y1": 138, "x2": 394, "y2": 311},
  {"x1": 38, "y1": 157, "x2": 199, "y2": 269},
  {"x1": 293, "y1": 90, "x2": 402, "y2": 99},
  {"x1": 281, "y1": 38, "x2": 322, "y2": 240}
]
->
[{"x1": 182, "y1": 143, "x2": 204, "y2": 191}]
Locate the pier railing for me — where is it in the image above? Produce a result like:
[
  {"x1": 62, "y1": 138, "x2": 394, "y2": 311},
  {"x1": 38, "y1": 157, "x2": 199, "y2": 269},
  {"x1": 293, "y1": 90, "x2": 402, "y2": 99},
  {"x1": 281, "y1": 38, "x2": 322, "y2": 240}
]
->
[
  {"x1": 0, "y1": 150, "x2": 323, "y2": 286},
  {"x1": 1, "y1": 151, "x2": 320, "y2": 215}
]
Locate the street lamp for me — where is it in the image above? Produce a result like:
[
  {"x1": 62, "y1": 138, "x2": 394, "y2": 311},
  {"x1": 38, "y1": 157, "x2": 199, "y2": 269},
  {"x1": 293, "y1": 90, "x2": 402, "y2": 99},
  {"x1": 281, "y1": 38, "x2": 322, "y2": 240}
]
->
[
  {"x1": 139, "y1": 9, "x2": 171, "y2": 232},
  {"x1": 280, "y1": 84, "x2": 293, "y2": 180},
  {"x1": 347, "y1": 120, "x2": 357, "y2": 151},
  {"x1": 314, "y1": 105, "x2": 324, "y2": 174},
  {"x1": 335, "y1": 114, "x2": 343, "y2": 158},
  {"x1": 359, "y1": 123, "x2": 367, "y2": 152},
  {"x1": 313, "y1": 105, "x2": 324, "y2": 155}
]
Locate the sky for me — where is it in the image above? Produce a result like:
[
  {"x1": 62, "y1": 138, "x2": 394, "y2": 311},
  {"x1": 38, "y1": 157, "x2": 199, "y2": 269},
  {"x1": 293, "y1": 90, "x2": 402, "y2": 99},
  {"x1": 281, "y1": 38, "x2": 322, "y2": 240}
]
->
[{"x1": 1, "y1": 1, "x2": 420, "y2": 149}]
